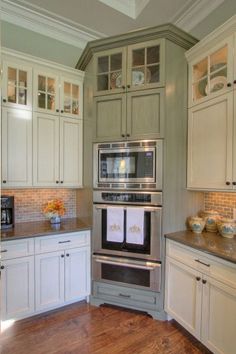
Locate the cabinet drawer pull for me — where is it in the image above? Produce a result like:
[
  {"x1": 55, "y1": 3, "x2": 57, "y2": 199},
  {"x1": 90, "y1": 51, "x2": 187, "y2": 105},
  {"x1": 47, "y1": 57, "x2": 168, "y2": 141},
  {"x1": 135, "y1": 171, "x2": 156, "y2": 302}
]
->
[
  {"x1": 202, "y1": 279, "x2": 207, "y2": 284},
  {"x1": 119, "y1": 293, "x2": 131, "y2": 298},
  {"x1": 195, "y1": 259, "x2": 210, "y2": 267},
  {"x1": 196, "y1": 276, "x2": 201, "y2": 281},
  {"x1": 58, "y1": 240, "x2": 71, "y2": 244},
  {"x1": 0, "y1": 250, "x2": 8, "y2": 253}
]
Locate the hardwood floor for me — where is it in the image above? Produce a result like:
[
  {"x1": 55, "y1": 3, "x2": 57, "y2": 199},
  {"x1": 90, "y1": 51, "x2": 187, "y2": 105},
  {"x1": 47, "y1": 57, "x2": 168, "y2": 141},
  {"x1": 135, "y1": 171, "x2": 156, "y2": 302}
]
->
[{"x1": 1, "y1": 301, "x2": 211, "y2": 354}]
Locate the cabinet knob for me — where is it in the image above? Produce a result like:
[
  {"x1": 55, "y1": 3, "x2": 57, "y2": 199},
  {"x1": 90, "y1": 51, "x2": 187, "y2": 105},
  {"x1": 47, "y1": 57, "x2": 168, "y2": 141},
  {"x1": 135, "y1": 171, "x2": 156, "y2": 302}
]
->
[
  {"x1": 126, "y1": 134, "x2": 130, "y2": 137},
  {"x1": 122, "y1": 85, "x2": 125, "y2": 90},
  {"x1": 234, "y1": 80, "x2": 236, "y2": 84},
  {"x1": 196, "y1": 276, "x2": 201, "y2": 281},
  {"x1": 60, "y1": 181, "x2": 63, "y2": 184},
  {"x1": 56, "y1": 180, "x2": 59, "y2": 184},
  {"x1": 226, "y1": 181, "x2": 231, "y2": 185},
  {"x1": 61, "y1": 110, "x2": 64, "y2": 114},
  {"x1": 127, "y1": 85, "x2": 130, "y2": 89},
  {"x1": 121, "y1": 134, "x2": 125, "y2": 137},
  {"x1": 56, "y1": 109, "x2": 59, "y2": 112},
  {"x1": 1, "y1": 265, "x2": 4, "y2": 270},
  {"x1": 2, "y1": 180, "x2": 6, "y2": 184},
  {"x1": 232, "y1": 181, "x2": 236, "y2": 185},
  {"x1": 61, "y1": 254, "x2": 64, "y2": 258},
  {"x1": 66, "y1": 253, "x2": 69, "y2": 257},
  {"x1": 202, "y1": 279, "x2": 207, "y2": 284},
  {"x1": 227, "y1": 83, "x2": 232, "y2": 87},
  {"x1": 2, "y1": 99, "x2": 7, "y2": 103}
]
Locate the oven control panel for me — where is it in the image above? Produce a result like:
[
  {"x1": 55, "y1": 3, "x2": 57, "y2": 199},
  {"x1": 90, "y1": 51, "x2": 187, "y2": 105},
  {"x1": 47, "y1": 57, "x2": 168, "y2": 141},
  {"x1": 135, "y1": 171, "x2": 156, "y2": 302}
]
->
[{"x1": 93, "y1": 190, "x2": 162, "y2": 206}]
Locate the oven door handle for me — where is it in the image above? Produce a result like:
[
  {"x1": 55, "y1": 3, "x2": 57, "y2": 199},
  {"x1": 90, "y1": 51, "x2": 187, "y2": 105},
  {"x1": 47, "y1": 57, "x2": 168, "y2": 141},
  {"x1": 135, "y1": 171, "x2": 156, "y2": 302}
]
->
[
  {"x1": 94, "y1": 257, "x2": 161, "y2": 270},
  {"x1": 94, "y1": 205, "x2": 161, "y2": 212}
]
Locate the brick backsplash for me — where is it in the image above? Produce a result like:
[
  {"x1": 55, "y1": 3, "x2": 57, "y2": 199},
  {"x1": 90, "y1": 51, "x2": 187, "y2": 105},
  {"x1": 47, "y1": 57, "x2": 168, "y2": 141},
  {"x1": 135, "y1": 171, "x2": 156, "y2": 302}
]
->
[
  {"x1": 204, "y1": 192, "x2": 236, "y2": 218},
  {"x1": 2, "y1": 189, "x2": 77, "y2": 223}
]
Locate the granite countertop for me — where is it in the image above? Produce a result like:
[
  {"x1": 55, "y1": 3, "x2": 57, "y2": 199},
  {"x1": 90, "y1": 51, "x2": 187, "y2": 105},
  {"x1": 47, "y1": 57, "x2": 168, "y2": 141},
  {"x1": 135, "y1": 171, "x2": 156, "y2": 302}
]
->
[
  {"x1": 1, "y1": 217, "x2": 92, "y2": 241},
  {"x1": 165, "y1": 230, "x2": 236, "y2": 264}
]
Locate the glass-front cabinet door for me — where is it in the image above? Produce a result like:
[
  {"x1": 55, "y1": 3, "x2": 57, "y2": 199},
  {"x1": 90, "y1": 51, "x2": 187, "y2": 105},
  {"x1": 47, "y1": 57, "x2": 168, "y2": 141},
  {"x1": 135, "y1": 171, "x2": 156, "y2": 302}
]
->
[
  {"x1": 60, "y1": 77, "x2": 82, "y2": 119},
  {"x1": 94, "y1": 47, "x2": 126, "y2": 95},
  {"x1": 34, "y1": 70, "x2": 59, "y2": 114},
  {"x1": 127, "y1": 39, "x2": 164, "y2": 90},
  {"x1": 189, "y1": 36, "x2": 234, "y2": 106},
  {"x1": 2, "y1": 61, "x2": 32, "y2": 110}
]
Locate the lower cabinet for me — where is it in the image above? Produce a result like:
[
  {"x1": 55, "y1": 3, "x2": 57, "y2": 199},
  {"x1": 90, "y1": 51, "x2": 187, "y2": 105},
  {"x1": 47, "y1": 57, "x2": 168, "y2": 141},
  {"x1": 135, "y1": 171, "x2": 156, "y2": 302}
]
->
[
  {"x1": 35, "y1": 246, "x2": 90, "y2": 311},
  {"x1": 165, "y1": 239, "x2": 236, "y2": 354},
  {"x1": 1, "y1": 231, "x2": 91, "y2": 321},
  {"x1": 1, "y1": 256, "x2": 35, "y2": 320}
]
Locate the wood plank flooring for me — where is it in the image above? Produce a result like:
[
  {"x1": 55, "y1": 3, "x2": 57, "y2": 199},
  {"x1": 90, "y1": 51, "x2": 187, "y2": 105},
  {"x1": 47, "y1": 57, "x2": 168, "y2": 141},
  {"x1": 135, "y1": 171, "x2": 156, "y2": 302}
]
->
[{"x1": 1, "y1": 301, "x2": 212, "y2": 354}]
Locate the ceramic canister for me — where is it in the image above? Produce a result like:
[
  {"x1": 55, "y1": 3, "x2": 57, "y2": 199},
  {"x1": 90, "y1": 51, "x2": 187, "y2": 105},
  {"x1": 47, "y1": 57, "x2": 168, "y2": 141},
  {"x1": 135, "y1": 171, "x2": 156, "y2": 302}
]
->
[
  {"x1": 202, "y1": 210, "x2": 220, "y2": 232},
  {"x1": 189, "y1": 216, "x2": 206, "y2": 234},
  {"x1": 217, "y1": 218, "x2": 236, "y2": 239}
]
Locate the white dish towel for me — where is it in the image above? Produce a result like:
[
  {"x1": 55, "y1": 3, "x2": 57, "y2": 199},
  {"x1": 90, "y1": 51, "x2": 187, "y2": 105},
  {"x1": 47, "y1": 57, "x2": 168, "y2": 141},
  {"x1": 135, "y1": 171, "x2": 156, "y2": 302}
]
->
[
  {"x1": 106, "y1": 207, "x2": 124, "y2": 242},
  {"x1": 126, "y1": 207, "x2": 144, "y2": 245}
]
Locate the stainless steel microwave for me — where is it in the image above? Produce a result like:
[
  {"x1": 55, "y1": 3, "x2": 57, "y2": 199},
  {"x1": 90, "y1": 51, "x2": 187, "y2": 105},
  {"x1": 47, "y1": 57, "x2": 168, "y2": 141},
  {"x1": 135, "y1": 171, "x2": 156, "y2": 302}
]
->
[{"x1": 93, "y1": 140, "x2": 163, "y2": 190}]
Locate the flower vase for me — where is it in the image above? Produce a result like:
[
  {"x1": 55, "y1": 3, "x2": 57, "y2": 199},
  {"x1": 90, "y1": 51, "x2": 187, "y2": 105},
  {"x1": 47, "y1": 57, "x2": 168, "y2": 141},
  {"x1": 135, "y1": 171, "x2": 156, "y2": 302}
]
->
[{"x1": 50, "y1": 215, "x2": 61, "y2": 224}]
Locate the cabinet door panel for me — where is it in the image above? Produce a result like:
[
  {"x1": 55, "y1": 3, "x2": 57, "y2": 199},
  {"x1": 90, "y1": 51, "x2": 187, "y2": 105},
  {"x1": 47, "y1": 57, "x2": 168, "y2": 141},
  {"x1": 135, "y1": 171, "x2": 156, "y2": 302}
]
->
[
  {"x1": 65, "y1": 247, "x2": 90, "y2": 302},
  {"x1": 60, "y1": 77, "x2": 83, "y2": 119},
  {"x1": 2, "y1": 107, "x2": 32, "y2": 187},
  {"x1": 165, "y1": 257, "x2": 202, "y2": 339},
  {"x1": 187, "y1": 92, "x2": 233, "y2": 190},
  {"x1": 94, "y1": 94, "x2": 126, "y2": 141},
  {"x1": 35, "y1": 252, "x2": 64, "y2": 311},
  {"x1": 60, "y1": 118, "x2": 83, "y2": 187},
  {"x1": 33, "y1": 112, "x2": 60, "y2": 186},
  {"x1": 33, "y1": 70, "x2": 59, "y2": 114},
  {"x1": 201, "y1": 277, "x2": 236, "y2": 354},
  {"x1": 127, "y1": 88, "x2": 164, "y2": 139},
  {"x1": 1, "y1": 256, "x2": 34, "y2": 320}
]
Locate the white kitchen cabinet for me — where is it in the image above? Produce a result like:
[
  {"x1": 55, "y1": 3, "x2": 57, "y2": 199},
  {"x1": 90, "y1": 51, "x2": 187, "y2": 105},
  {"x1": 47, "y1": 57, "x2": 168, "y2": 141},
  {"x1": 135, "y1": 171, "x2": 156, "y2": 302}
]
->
[
  {"x1": 34, "y1": 70, "x2": 83, "y2": 119},
  {"x1": 35, "y1": 251, "x2": 65, "y2": 311},
  {"x1": 33, "y1": 113, "x2": 83, "y2": 187},
  {"x1": 1, "y1": 238, "x2": 35, "y2": 321},
  {"x1": 1, "y1": 107, "x2": 32, "y2": 187},
  {"x1": 165, "y1": 239, "x2": 236, "y2": 354},
  {"x1": 35, "y1": 231, "x2": 90, "y2": 312},
  {"x1": 2, "y1": 58, "x2": 32, "y2": 110},
  {"x1": 186, "y1": 17, "x2": 236, "y2": 191}
]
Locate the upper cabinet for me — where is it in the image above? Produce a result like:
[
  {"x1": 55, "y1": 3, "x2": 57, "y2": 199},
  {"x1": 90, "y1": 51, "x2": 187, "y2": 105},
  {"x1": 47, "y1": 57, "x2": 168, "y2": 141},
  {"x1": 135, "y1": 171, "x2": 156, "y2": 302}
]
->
[
  {"x1": 188, "y1": 36, "x2": 234, "y2": 107},
  {"x1": 1, "y1": 49, "x2": 84, "y2": 189},
  {"x1": 34, "y1": 69, "x2": 83, "y2": 119},
  {"x1": 94, "y1": 39, "x2": 164, "y2": 96},
  {"x1": 2, "y1": 59, "x2": 32, "y2": 110},
  {"x1": 186, "y1": 16, "x2": 236, "y2": 191}
]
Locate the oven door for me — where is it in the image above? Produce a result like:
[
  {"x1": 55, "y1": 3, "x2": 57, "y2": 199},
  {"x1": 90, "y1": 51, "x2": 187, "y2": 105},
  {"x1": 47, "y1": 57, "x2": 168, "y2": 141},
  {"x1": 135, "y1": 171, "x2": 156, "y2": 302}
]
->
[
  {"x1": 93, "y1": 204, "x2": 162, "y2": 261},
  {"x1": 93, "y1": 254, "x2": 161, "y2": 292}
]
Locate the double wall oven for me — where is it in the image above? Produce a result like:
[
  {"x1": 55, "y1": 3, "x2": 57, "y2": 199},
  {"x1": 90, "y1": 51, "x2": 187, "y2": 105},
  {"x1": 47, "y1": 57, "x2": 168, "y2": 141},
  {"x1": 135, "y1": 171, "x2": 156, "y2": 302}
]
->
[{"x1": 92, "y1": 140, "x2": 163, "y2": 292}]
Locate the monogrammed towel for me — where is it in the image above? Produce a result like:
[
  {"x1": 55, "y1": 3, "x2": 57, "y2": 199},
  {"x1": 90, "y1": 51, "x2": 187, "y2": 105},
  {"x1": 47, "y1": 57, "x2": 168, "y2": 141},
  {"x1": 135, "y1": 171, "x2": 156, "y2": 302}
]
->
[
  {"x1": 107, "y1": 207, "x2": 124, "y2": 242},
  {"x1": 126, "y1": 208, "x2": 144, "y2": 245}
]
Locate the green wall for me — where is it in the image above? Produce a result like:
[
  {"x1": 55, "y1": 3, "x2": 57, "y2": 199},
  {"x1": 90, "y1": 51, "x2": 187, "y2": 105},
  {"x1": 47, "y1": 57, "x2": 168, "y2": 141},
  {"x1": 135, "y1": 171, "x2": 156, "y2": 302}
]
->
[{"x1": 1, "y1": 21, "x2": 83, "y2": 68}]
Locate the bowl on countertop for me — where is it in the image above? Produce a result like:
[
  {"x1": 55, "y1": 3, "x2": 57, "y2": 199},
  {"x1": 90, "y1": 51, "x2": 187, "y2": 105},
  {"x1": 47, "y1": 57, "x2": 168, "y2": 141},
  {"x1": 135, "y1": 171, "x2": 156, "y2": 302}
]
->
[
  {"x1": 217, "y1": 218, "x2": 236, "y2": 239},
  {"x1": 189, "y1": 216, "x2": 206, "y2": 234}
]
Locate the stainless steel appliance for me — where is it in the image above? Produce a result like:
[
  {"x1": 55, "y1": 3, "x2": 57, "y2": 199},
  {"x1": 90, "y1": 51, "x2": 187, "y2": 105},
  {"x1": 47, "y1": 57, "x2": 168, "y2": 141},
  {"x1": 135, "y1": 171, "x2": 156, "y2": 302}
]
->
[
  {"x1": 92, "y1": 190, "x2": 162, "y2": 292},
  {"x1": 93, "y1": 140, "x2": 163, "y2": 190},
  {"x1": 1, "y1": 196, "x2": 14, "y2": 229}
]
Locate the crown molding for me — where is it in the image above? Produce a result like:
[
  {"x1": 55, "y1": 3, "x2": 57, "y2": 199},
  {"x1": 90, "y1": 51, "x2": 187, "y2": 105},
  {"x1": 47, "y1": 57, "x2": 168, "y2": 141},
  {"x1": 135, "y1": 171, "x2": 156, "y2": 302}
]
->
[
  {"x1": 98, "y1": 0, "x2": 150, "y2": 19},
  {"x1": 1, "y1": 0, "x2": 106, "y2": 49},
  {"x1": 173, "y1": 0, "x2": 225, "y2": 32}
]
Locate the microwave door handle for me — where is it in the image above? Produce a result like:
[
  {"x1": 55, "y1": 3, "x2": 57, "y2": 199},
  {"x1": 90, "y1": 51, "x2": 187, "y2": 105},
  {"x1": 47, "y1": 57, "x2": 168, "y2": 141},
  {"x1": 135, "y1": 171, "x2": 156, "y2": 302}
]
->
[{"x1": 94, "y1": 258, "x2": 160, "y2": 270}]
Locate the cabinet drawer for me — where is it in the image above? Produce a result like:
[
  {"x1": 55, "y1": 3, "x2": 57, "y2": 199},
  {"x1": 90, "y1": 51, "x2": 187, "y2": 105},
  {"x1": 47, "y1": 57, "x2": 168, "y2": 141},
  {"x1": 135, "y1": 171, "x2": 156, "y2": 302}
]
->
[
  {"x1": 1, "y1": 238, "x2": 34, "y2": 260},
  {"x1": 35, "y1": 231, "x2": 90, "y2": 254},
  {"x1": 94, "y1": 282, "x2": 159, "y2": 308},
  {"x1": 166, "y1": 239, "x2": 236, "y2": 288}
]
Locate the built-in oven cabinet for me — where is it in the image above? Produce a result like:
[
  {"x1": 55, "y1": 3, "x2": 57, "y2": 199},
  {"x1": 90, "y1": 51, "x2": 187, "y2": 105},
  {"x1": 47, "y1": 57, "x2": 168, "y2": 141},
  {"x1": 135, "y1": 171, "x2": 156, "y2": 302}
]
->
[
  {"x1": 93, "y1": 88, "x2": 164, "y2": 141},
  {"x1": 92, "y1": 281, "x2": 165, "y2": 320}
]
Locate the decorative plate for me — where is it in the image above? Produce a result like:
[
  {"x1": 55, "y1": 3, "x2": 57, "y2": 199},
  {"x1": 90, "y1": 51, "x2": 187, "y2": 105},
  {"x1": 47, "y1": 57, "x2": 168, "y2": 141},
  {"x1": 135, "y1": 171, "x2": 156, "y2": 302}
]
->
[{"x1": 205, "y1": 76, "x2": 227, "y2": 95}]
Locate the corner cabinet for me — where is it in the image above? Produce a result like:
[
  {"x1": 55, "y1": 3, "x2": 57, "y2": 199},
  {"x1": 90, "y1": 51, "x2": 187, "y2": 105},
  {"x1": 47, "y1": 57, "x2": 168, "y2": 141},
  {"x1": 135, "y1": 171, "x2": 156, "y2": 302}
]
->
[
  {"x1": 91, "y1": 38, "x2": 165, "y2": 141},
  {"x1": 1, "y1": 49, "x2": 84, "y2": 188},
  {"x1": 165, "y1": 239, "x2": 236, "y2": 354},
  {"x1": 186, "y1": 18, "x2": 236, "y2": 191}
]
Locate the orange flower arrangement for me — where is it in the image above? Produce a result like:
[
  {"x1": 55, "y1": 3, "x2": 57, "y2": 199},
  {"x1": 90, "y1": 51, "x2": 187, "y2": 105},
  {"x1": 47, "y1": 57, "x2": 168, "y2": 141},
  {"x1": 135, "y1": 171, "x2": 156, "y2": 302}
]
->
[{"x1": 43, "y1": 199, "x2": 66, "y2": 219}]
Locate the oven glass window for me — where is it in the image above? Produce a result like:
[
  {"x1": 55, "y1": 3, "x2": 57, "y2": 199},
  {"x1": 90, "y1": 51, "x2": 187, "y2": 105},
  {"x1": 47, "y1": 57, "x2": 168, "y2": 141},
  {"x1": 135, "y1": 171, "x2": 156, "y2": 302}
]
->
[
  {"x1": 102, "y1": 210, "x2": 151, "y2": 254},
  {"x1": 99, "y1": 150, "x2": 154, "y2": 181},
  {"x1": 101, "y1": 263, "x2": 150, "y2": 287}
]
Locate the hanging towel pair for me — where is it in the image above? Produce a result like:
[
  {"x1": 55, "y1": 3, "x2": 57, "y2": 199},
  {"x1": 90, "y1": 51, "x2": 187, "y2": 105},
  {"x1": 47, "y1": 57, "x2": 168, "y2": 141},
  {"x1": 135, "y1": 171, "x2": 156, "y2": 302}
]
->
[{"x1": 106, "y1": 207, "x2": 144, "y2": 245}]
